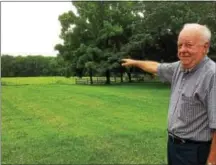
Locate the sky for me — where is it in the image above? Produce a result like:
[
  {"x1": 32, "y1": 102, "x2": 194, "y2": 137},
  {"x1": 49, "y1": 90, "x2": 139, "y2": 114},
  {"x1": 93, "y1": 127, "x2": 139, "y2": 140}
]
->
[{"x1": 2, "y1": 2, "x2": 77, "y2": 56}]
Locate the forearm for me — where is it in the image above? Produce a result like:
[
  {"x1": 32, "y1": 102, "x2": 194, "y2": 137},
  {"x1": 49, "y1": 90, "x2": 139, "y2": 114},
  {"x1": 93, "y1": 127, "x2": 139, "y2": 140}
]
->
[
  {"x1": 207, "y1": 130, "x2": 216, "y2": 164},
  {"x1": 134, "y1": 60, "x2": 160, "y2": 74}
]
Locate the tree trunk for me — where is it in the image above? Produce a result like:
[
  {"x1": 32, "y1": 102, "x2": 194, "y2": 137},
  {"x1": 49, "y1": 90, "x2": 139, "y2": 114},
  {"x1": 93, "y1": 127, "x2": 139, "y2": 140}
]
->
[
  {"x1": 120, "y1": 71, "x2": 123, "y2": 83},
  {"x1": 127, "y1": 71, "x2": 132, "y2": 83},
  {"x1": 89, "y1": 69, "x2": 93, "y2": 85},
  {"x1": 105, "y1": 70, "x2": 110, "y2": 84}
]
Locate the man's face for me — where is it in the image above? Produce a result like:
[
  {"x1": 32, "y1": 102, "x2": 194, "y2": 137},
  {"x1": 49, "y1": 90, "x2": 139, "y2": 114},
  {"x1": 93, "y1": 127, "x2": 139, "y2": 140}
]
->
[{"x1": 177, "y1": 30, "x2": 209, "y2": 69}]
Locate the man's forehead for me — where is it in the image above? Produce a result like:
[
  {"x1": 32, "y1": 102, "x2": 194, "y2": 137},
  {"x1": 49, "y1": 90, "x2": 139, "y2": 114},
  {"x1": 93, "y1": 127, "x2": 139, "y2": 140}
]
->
[
  {"x1": 178, "y1": 30, "x2": 200, "y2": 42},
  {"x1": 179, "y1": 29, "x2": 199, "y2": 37}
]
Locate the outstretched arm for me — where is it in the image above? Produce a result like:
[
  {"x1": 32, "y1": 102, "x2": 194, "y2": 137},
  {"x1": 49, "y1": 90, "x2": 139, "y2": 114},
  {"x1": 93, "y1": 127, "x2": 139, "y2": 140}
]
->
[{"x1": 121, "y1": 59, "x2": 160, "y2": 75}]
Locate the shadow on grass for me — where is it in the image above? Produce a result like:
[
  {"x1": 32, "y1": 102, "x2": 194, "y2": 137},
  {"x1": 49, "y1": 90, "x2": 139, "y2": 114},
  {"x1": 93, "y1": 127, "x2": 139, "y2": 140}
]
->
[{"x1": 2, "y1": 81, "x2": 170, "y2": 91}]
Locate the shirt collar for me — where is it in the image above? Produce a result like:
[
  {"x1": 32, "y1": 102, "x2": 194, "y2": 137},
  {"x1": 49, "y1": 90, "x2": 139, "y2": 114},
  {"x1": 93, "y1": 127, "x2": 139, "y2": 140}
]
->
[{"x1": 180, "y1": 56, "x2": 209, "y2": 73}]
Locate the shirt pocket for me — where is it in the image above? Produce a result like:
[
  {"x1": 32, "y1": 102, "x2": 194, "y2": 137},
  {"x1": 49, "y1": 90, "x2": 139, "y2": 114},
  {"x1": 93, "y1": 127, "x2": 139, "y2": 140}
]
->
[{"x1": 178, "y1": 94, "x2": 200, "y2": 123}]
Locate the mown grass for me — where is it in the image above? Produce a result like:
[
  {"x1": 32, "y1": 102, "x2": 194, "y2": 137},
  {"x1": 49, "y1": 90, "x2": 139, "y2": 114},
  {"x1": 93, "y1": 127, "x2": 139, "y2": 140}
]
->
[
  {"x1": 1, "y1": 76, "x2": 76, "y2": 85},
  {"x1": 2, "y1": 77, "x2": 171, "y2": 164}
]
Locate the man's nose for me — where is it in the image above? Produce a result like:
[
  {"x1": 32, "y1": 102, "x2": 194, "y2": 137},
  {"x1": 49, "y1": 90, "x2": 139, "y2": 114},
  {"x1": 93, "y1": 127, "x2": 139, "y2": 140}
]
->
[{"x1": 179, "y1": 45, "x2": 187, "y2": 53}]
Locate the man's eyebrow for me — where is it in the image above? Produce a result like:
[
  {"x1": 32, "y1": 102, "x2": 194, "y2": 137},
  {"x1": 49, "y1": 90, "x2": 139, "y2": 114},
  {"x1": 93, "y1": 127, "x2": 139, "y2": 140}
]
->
[{"x1": 180, "y1": 41, "x2": 194, "y2": 44}]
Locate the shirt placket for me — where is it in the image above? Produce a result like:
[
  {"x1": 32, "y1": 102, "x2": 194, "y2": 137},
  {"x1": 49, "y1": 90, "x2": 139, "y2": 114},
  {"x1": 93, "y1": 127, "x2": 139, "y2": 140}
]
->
[{"x1": 169, "y1": 73, "x2": 188, "y2": 133}]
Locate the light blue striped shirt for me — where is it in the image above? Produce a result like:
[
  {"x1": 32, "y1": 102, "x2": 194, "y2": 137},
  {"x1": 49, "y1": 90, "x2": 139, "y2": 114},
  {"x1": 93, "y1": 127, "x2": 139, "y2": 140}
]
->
[{"x1": 158, "y1": 56, "x2": 216, "y2": 141}]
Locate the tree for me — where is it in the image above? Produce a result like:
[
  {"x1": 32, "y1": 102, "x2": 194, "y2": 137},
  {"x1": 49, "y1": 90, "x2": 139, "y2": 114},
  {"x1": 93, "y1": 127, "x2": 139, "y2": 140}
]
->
[
  {"x1": 55, "y1": 1, "x2": 216, "y2": 84},
  {"x1": 1, "y1": 55, "x2": 15, "y2": 77}
]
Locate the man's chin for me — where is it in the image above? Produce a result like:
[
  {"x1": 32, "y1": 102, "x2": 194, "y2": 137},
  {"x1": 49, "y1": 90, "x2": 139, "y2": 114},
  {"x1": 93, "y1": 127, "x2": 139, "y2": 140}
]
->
[{"x1": 180, "y1": 61, "x2": 192, "y2": 69}]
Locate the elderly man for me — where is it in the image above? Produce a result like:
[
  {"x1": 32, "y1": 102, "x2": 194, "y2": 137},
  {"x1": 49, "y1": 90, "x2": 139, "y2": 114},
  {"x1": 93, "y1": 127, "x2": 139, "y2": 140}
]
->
[{"x1": 121, "y1": 23, "x2": 216, "y2": 165}]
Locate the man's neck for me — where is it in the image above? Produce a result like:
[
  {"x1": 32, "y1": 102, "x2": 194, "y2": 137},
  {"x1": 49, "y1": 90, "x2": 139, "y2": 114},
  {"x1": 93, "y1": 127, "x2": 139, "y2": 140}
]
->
[{"x1": 180, "y1": 56, "x2": 208, "y2": 73}]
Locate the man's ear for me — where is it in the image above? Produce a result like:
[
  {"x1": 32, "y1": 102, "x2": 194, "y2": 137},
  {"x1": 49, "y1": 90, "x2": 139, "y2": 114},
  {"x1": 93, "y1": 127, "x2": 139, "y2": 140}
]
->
[
  {"x1": 203, "y1": 42, "x2": 210, "y2": 54},
  {"x1": 204, "y1": 42, "x2": 210, "y2": 50}
]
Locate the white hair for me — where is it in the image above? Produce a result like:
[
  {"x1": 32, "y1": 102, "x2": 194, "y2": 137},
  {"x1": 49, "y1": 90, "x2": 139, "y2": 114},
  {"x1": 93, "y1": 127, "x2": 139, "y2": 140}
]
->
[{"x1": 182, "y1": 23, "x2": 211, "y2": 53}]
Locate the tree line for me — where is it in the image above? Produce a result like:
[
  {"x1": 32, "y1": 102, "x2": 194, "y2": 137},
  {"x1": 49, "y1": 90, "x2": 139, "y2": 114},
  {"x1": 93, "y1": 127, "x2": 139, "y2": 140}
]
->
[
  {"x1": 2, "y1": 2, "x2": 216, "y2": 83},
  {"x1": 54, "y1": 1, "x2": 216, "y2": 84},
  {"x1": 1, "y1": 55, "x2": 70, "y2": 77}
]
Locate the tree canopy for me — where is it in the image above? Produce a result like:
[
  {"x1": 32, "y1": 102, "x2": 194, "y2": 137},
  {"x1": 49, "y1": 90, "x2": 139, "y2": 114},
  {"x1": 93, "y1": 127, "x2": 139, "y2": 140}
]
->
[{"x1": 54, "y1": 1, "x2": 216, "y2": 84}]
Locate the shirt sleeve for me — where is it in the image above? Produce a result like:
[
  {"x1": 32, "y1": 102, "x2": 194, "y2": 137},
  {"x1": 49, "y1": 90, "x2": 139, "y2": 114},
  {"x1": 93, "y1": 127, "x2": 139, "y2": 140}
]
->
[
  {"x1": 207, "y1": 71, "x2": 216, "y2": 129},
  {"x1": 157, "y1": 61, "x2": 179, "y2": 83}
]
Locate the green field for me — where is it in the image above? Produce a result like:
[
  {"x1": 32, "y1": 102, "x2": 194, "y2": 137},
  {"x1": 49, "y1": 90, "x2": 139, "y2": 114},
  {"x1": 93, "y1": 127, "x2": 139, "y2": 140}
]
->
[{"x1": 2, "y1": 77, "x2": 171, "y2": 164}]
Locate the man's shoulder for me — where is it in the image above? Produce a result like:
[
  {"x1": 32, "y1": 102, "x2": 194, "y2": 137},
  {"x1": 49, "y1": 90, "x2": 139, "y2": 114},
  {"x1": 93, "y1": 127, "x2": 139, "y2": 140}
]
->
[
  {"x1": 164, "y1": 61, "x2": 180, "y2": 68},
  {"x1": 204, "y1": 57, "x2": 216, "y2": 75},
  {"x1": 171, "y1": 61, "x2": 181, "y2": 65},
  {"x1": 158, "y1": 61, "x2": 180, "y2": 71}
]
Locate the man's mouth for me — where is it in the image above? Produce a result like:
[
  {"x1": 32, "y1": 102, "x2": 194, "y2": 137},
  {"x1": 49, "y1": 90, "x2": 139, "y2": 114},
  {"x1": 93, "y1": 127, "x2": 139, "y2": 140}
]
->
[{"x1": 181, "y1": 56, "x2": 190, "y2": 58}]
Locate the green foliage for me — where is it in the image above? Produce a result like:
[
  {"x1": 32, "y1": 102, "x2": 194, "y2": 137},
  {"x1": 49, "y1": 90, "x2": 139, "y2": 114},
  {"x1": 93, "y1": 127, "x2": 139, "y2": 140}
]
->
[
  {"x1": 55, "y1": 1, "x2": 216, "y2": 83},
  {"x1": 55, "y1": 2, "x2": 137, "y2": 83},
  {"x1": 1, "y1": 55, "x2": 68, "y2": 77}
]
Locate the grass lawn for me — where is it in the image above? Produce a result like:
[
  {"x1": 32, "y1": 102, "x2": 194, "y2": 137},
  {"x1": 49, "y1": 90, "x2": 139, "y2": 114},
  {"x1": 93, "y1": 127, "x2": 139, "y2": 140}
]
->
[{"x1": 2, "y1": 77, "x2": 171, "y2": 164}]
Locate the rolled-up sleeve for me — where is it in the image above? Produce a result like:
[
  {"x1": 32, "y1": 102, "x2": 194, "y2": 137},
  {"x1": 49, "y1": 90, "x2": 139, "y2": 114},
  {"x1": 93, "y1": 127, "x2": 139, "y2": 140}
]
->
[
  {"x1": 207, "y1": 71, "x2": 216, "y2": 129},
  {"x1": 157, "y1": 61, "x2": 179, "y2": 83}
]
